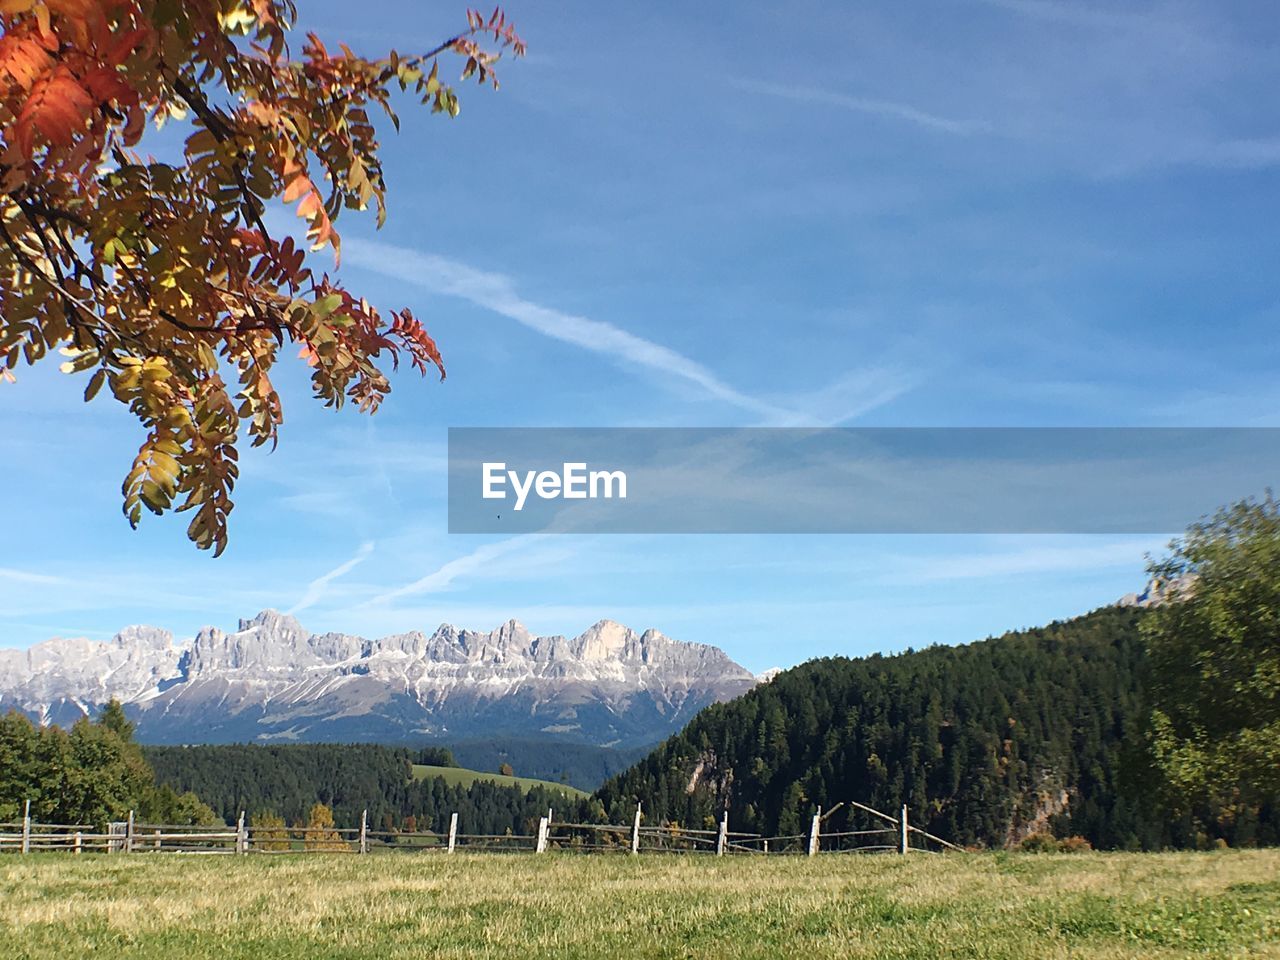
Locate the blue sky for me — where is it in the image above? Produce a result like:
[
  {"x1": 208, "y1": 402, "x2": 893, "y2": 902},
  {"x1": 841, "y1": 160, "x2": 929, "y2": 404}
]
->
[{"x1": 2, "y1": 0, "x2": 1278, "y2": 671}]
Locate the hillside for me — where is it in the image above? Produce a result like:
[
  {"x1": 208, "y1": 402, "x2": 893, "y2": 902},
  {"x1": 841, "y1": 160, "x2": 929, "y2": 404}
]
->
[
  {"x1": 596, "y1": 607, "x2": 1268, "y2": 850},
  {"x1": 145, "y1": 743, "x2": 581, "y2": 833},
  {"x1": 411, "y1": 763, "x2": 588, "y2": 798},
  {"x1": 446, "y1": 738, "x2": 650, "y2": 791}
]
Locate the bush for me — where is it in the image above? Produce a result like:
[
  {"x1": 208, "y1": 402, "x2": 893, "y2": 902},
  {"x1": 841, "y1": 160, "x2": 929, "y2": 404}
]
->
[
  {"x1": 1020, "y1": 832, "x2": 1093, "y2": 853},
  {"x1": 1057, "y1": 835, "x2": 1093, "y2": 853},
  {"x1": 251, "y1": 811, "x2": 290, "y2": 852},
  {"x1": 1020, "y1": 832, "x2": 1059, "y2": 853}
]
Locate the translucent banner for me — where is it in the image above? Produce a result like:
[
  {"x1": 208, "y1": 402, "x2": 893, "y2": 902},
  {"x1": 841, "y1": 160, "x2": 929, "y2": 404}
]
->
[{"x1": 447, "y1": 428, "x2": 1280, "y2": 534}]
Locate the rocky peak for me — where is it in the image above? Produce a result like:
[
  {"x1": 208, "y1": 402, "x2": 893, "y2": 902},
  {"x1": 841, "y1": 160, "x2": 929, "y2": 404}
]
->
[
  {"x1": 1117, "y1": 574, "x2": 1197, "y2": 609},
  {"x1": 238, "y1": 609, "x2": 306, "y2": 636},
  {"x1": 0, "y1": 610, "x2": 758, "y2": 748},
  {"x1": 112, "y1": 625, "x2": 174, "y2": 651},
  {"x1": 574, "y1": 619, "x2": 637, "y2": 662}
]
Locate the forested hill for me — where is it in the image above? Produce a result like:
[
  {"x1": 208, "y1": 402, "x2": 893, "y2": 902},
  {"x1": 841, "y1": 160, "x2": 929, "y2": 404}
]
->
[
  {"x1": 596, "y1": 607, "x2": 1192, "y2": 850},
  {"x1": 144, "y1": 743, "x2": 571, "y2": 835}
]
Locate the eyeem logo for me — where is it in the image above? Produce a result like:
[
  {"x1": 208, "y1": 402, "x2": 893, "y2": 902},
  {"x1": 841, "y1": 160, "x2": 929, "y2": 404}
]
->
[{"x1": 482, "y1": 462, "x2": 628, "y2": 512}]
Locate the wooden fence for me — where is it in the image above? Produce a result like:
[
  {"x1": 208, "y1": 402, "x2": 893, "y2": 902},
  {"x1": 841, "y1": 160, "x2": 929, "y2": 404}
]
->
[{"x1": 1, "y1": 798, "x2": 961, "y2": 857}]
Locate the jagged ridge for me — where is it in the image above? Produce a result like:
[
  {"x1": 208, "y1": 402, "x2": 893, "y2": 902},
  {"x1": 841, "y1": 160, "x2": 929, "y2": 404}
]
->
[{"x1": 0, "y1": 611, "x2": 757, "y2": 748}]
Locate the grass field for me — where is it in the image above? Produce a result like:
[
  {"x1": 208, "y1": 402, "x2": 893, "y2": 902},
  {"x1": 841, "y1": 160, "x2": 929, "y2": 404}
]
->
[
  {"x1": 2, "y1": 850, "x2": 1278, "y2": 959},
  {"x1": 410, "y1": 762, "x2": 589, "y2": 798}
]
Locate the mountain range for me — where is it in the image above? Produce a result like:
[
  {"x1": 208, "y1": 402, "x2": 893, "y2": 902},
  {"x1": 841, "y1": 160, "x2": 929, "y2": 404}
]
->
[{"x1": 0, "y1": 610, "x2": 759, "y2": 748}]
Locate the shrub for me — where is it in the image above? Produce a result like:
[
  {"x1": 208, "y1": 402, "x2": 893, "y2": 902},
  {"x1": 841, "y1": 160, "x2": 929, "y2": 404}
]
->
[
  {"x1": 1020, "y1": 832, "x2": 1059, "y2": 853},
  {"x1": 1057, "y1": 835, "x2": 1093, "y2": 853}
]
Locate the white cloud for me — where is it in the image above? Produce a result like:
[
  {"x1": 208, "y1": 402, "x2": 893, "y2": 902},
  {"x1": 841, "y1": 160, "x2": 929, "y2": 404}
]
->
[
  {"x1": 0, "y1": 567, "x2": 64, "y2": 585},
  {"x1": 362, "y1": 535, "x2": 543, "y2": 606},
  {"x1": 286, "y1": 541, "x2": 375, "y2": 615},
  {"x1": 344, "y1": 239, "x2": 780, "y2": 416},
  {"x1": 343, "y1": 239, "x2": 914, "y2": 426},
  {"x1": 730, "y1": 77, "x2": 987, "y2": 136},
  {"x1": 890, "y1": 538, "x2": 1165, "y2": 584}
]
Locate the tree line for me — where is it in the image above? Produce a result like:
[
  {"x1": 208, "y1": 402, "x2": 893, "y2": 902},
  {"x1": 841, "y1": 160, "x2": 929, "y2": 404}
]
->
[
  {"x1": 0, "y1": 701, "x2": 217, "y2": 827},
  {"x1": 597, "y1": 497, "x2": 1280, "y2": 851},
  {"x1": 143, "y1": 742, "x2": 581, "y2": 836}
]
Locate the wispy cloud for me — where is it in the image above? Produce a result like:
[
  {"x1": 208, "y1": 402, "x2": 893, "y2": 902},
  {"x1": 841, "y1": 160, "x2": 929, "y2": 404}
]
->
[
  {"x1": 344, "y1": 239, "x2": 914, "y2": 425},
  {"x1": 763, "y1": 368, "x2": 920, "y2": 427},
  {"x1": 344, "y1": 239, "x2": 780, "y2": 417},
  {"x1": 0, "y1": 567, "x2": 64, "y2": 585},
  {"x1": 890, "y1": 538, "x2": 1165, "y2": 584},
  {"x1": 731, "y1": 77, "x2": 987, "y2": 136},
  {"x1": 362, "y1": 535, "x2": 540, "y2": 606},
  {"x1": 287, "y1": 541, "x2": 375, "y2": 615},
  {"x1": 976, "y1": 0, "x2": 1209, "y2": 39},
  {"x1": 1179, "y1": 138, "x2": 1280, "y2": 171}
]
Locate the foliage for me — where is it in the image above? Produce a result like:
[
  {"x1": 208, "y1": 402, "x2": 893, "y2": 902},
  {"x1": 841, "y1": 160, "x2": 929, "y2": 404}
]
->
[
  {"x1": 249, "y1": 809, "x2": 288, "y2": 851},
  {"x1": 597, "y1": 607, "x2": 1277, "y2": 851},
  {"x1": 136, "y1": 782, "x2": 220, "y2": 826},
  {"x1": 3, "y1": 851, "x2": 1280, "y2": 959},
  {"x1": 1019, "y1": 831, "x2": 1059, "y2": 853},
  {"x1": 416, "y1": 746, "x2": 456, "y2": 768},
  {"x1": 144, "y1": 741, "x2": 591, "y2": 835},
  {"x1": 1142, "y1": 494, "x2": 1280, "y2": 831},
  {"x1": 0, "y1": 0, "x2": 523, "y2": 553},
  {"x1": 445, "y1": 737, "x2": 650, "y2": 790},
  {"x1": 498, "y1": 762, "x2": 514, "y2": 777},
  {"x1": 0, "y1": 699, "x2": 215, "y2": 826},
  {"x1": 302, "y1": 800, "x2": 347, "y2": 851},
  {"x1": 1021, "y1": 832, "x2": 1092, "y2": 853}
]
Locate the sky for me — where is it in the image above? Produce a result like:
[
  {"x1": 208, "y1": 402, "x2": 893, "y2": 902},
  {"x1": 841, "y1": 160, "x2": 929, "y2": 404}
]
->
[{"x1": 2, "y1": 0, "x2": 1279, "y2": 671}]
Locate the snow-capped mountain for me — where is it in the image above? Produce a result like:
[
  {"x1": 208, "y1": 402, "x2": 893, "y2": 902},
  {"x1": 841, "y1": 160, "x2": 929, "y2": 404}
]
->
[{"x1": 0, "y1": 611, "x2": 757, "y2": 748}]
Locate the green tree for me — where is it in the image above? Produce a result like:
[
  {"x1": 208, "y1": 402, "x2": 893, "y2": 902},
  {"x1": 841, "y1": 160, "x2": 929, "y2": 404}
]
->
[
  {"x1": 0, "y1": 711, "x2": 40, "y2": 821},
  {"x1": 140, "y1": 785, "x2": 221, "y2": 826},
  {"x1": 1143, "y1": 494, "x2": 1280, "y2": 826},
  {"x1": 58, "y1": 716, "x2": 152, "y2": 824},
  {"x1": 0, "y1": 701, "x2": 218, "y2": 827},
  {"x1": 98, "y1": 699, "x2": 135, "y2": 741}
]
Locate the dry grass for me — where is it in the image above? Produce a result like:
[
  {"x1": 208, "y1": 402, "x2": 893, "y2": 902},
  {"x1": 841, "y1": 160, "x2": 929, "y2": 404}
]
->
[{"x1": 2, "y1": 849, "x2": 1278, "y2": 959}]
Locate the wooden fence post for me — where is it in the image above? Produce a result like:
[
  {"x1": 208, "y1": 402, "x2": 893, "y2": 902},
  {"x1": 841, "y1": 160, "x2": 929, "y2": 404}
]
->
[
  {"x1": 631, "y1": 804, "x2": 642, "y2": 855},
  {"x1": 21, "y1": 799, "x2": 30, "y2": 854},
  {"x1": 808, "y1": 806, "x2": 821, "y2": 857},
  {"x1": 447, "y1": 812, "x2": 458, "y2": 854},
  {"x1": 359, "y1": 809, "x2": 368, "y2": 855},
  {"x1": 125, "y1": 810, "x2": 135, "y2": 854},
  {"x1": 899, "y1": 804, "x2": 909, "y2": 855},
  {"x1": 716, "y1": 809, "x2": 728, "y2": 856},
  {"x1": 154, "y1": 829, "x2": 161, "y2": 851},
  {"x1": 237, "y1": 811, "x2": 247, "y2": 854},
  {"x1": 536, "y1": 816, "x2": 549, "y2": 854},
  {"x1": 74, "y1": 831, "x2": 82, "y2": 855}
]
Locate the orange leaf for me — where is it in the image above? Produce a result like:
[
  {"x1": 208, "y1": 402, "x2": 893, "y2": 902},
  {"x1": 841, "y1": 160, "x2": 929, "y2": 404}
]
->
[
  {"x1": 15, "y1": 65, "x2": 92, "y2": 155},
  {"x1": 81, "y1": 65, "x2": 136, "y2": 107},
  {"x1": 0, "y1": 35, "x2": 54, "y2": 90},
  {"x1": 282, "y1": 173, "x2": 310, "y2": 203}
]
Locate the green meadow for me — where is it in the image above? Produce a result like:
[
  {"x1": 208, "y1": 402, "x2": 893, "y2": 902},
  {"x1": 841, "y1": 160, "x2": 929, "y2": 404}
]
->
[
  {"x1": 3, "y1": 850, "x2": 1278, "y2": 959},
  {"x1": 410, "y1": 762, "x2": 589, "y2": 798}
]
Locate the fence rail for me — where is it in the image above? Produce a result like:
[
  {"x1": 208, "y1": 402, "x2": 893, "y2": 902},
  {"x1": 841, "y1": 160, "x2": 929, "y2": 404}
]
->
[{"x1": 1, "y1": 798, "x2": 961, "y2": 858}]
